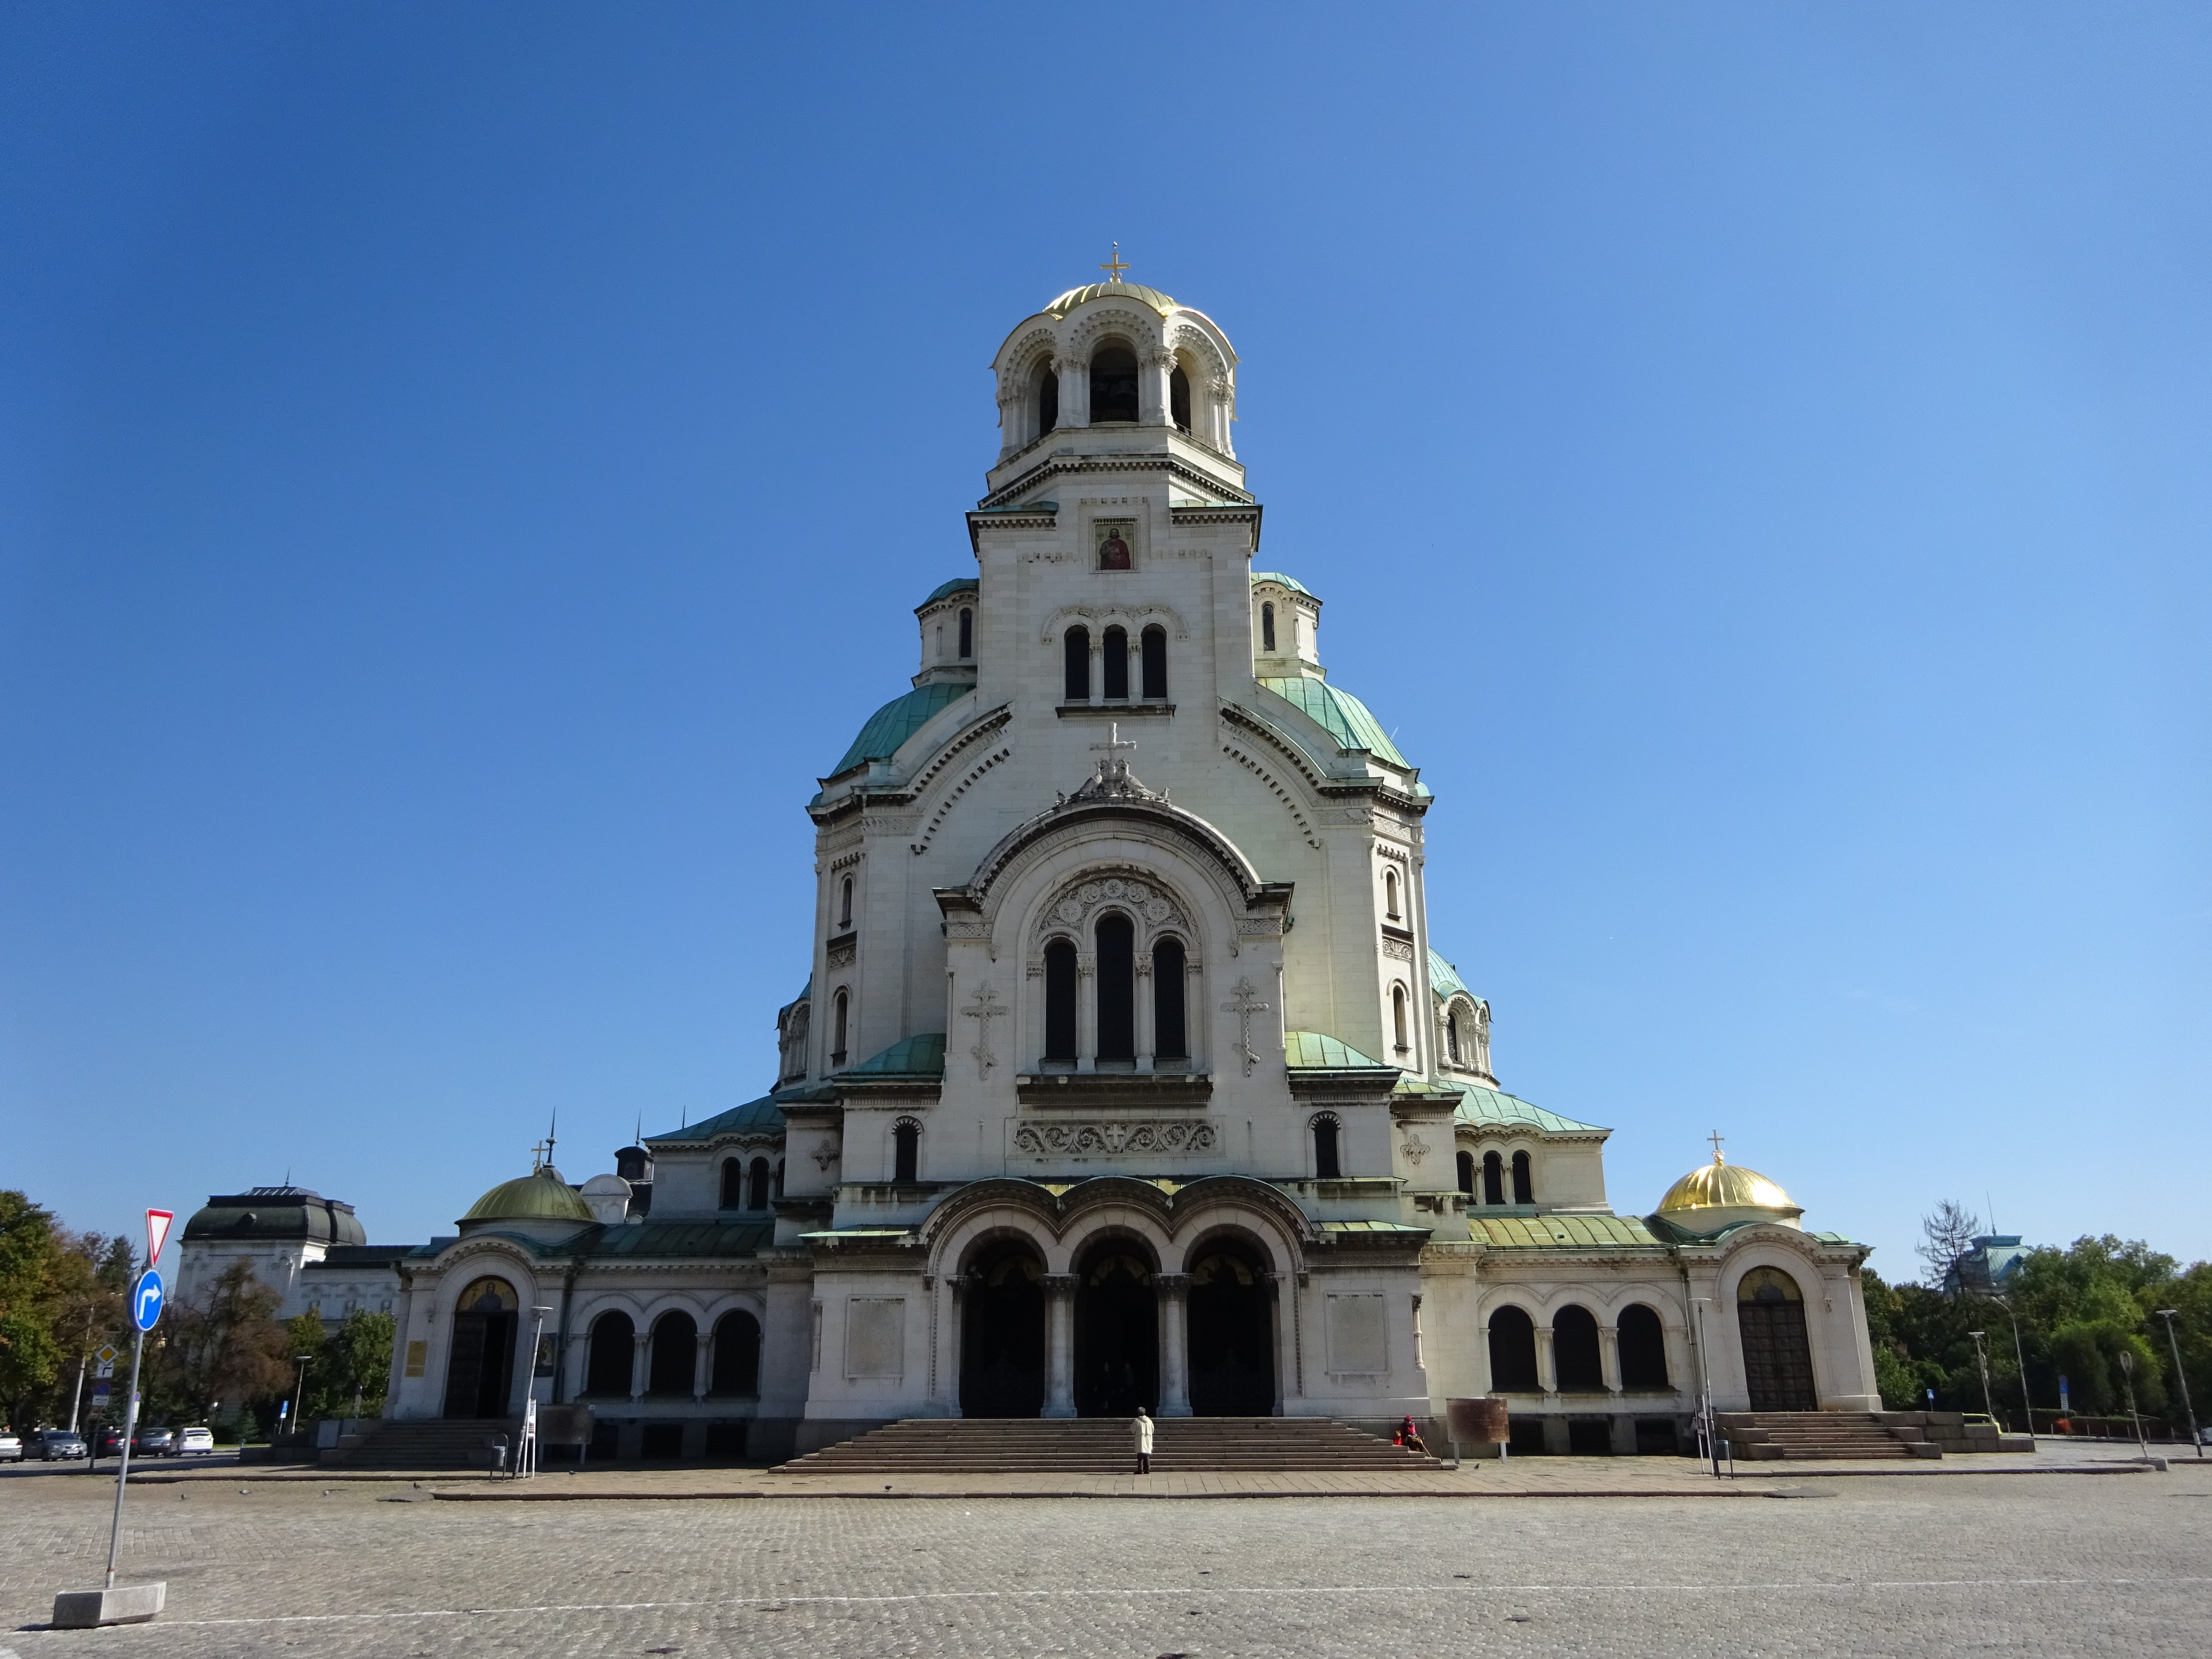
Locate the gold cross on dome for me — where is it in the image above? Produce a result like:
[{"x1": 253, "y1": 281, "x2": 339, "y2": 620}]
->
[
  {"x1": 1707, "y1": 1129, "x2": 1726, "y2": 1164},
  {"x1": 1099, "y1": 242, "x2": 1129, "y2": 282}
]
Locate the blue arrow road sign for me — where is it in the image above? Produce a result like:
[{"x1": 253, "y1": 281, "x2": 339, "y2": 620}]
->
[{"x1": 131, "y1": 1268, "x2": 164, "y2": 1332}]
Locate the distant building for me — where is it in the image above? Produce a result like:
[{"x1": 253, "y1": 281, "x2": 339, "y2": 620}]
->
[
  {"x1": 1944, "y1": 1234, "x2": 2029, "y2": 1296},
  {"x1": 174, "y1": 1186, "x2": 408, "y2": 1329}
]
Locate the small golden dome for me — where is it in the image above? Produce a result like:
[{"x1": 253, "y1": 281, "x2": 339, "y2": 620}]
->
[
  {"x1": 1656, "y1": 1154, "x2": 1799, "y2": 1217},
  {"x1": 1043, "y1": 281, "x2": 1179, "y2": 319},
  {"x1": 459, "y1": 1167, "x2": 595, "y2": 1228}
]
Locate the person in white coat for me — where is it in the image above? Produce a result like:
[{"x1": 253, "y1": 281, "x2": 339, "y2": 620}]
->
[{"x1": 1133, "y1": 1406, "x2": 1153, "y2": 1474}]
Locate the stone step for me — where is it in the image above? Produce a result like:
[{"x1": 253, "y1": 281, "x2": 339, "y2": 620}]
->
[{"x1": 781, "y1": 1417, "x2": 1441, "y2": 1474}]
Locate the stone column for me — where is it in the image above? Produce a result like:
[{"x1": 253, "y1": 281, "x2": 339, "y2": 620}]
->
[
  {"x1": 1056, "y1": 355, "x2": 1087, "y2": 427},
  {"x1": 564, "y1": 1332, "x2": 590, "y2": 1403},
  {"x1": 1139, "y1": 350, "x2": 1172, "y2": 426},
  {"x1": 694, "y1": 1326, "x2": 714, "y2": 1402},
  {"x1": 1155, "y1": 1274, "x2": 1191, "y2": 1416},
  {"x1": 1208, "y1": 378, "x2": 1233, "y2": 451},
  {"x1": 1133, "y1": 956, "x2": 1154, "y2": 1073},
  {"x1": 1075, "y1": 953, "x2": 1097, "y2": 1073},
  {"x1": 629, "y1": 1331, "x2": 650, "y2": 1402},
  {"x1": 1041, "y1": 1275, "x2": 1078, "y2": 1418},
  {"x1": 1598, "y1": 1324, "x2": 1623, "y2": 1397},
  {"x1": 1535, "y1": 1324, "x2": 1558, "y2": 1395},
  {"x1": 1089, "y1": 638, "x2": 1104, "y2": 706}
]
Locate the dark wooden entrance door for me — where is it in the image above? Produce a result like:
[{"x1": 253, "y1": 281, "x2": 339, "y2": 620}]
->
[
  {"x1": 960, "y1": 1245, "x2": 1045, "y2": 1417},
  {"x1": 1074, "y1": 1251, "x2": 1157, "y2": 1416},
  {"x1": 1737, "y1": 1267, "x2": 1817, "y2": 1412},
  {"x1": 1186, "y1": 1248, "x2": 1274, "y2": 1415},
  {"x1": 442, "y1": 1277, "x2": 519, "y2": 1419}
]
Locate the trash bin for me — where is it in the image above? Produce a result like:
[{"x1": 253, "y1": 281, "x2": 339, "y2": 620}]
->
[{"x1": 486, "y1": 1434, "x2": 508, "y2": 1477}]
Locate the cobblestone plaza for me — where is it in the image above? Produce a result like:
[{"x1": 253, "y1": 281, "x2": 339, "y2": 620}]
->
[{"x1": 5, "y1": 1464, "x2": 2207, "y2": 1657}]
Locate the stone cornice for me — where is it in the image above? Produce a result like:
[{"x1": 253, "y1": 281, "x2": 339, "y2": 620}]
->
[{"x1": 975, "y1": 454, "x2": 1256, "y2": 514}]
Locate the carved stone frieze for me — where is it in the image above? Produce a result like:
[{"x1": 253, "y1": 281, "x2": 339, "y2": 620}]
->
[
  {"x1": 1013, "y1": 1120, "x2": 1219, "y2": 1157},
  {"x1": 1040, "y1": 873, "x2": 1186, "y2": 941}
]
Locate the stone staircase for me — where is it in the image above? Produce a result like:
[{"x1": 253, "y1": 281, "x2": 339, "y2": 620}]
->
[
  {"x1": 780, "y1": 1416, "x2": 1443, "y2": 1474},
  {"x1": 1713, "y1": 1411, "x2": 1936, "y2": 1461},
  {"x1": 324, "y1": 1418, "x2": 520, "y2": 1469}
]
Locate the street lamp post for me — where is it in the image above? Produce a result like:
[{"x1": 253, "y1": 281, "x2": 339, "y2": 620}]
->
[
  {"x1": 2117, "y1": 1349, "x2": 2150, "y2": 1461},
  {"x1": 289, "y1": 1354, "x2": 313, "y2": 1442},
  {"x1": 1692, "y1": 1296, "x2": 1720, "y2": 1479},
  {"x1": 1988, "y1": 1293, "x2": 2036, "y2": 1448},
  {"x1": 1968, "y1": 1331, "x2": 1995, "y2": 1421},
  {"x1": 2154, "y1": 1310, "x2": 2199, "y2": 1459}
]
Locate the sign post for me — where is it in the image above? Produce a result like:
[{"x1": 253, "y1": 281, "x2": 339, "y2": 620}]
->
[{"x1": 103, "y1": 1265, "x2": 164, "y2": 1589}]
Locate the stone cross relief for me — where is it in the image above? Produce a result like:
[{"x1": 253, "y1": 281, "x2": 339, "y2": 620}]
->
[
  {"x1": 962, "y1": 982, "x2": 1007, "y2": 1080},
  {"x1": 1090, "y1": 722, "x2": 1138, "y2": 786},
  {"x1": 1219, "y1": 976, "x2": 1271, "y2": 1077}
]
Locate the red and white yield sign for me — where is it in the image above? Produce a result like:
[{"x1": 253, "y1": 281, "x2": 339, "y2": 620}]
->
[{"x1": 145, "y1": 1209, "x2": 174, "y2": 1270}]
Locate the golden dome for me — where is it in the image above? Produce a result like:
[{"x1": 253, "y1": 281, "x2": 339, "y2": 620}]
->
[
  {"x1": 459, "y1": 1167, "x2": 595, "y2": 1228},
  {"x1": 1043, "y1": 281, "x2": 1179, "y2": 318},
  {"x1": 1656, "y1": 1154, "x2": 1799, "y2": 1218}
]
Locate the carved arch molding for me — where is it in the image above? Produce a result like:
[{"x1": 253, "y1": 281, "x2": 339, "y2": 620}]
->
[{"x1": 1037, "y1": 872, "x2": 1188, "y2": 943}]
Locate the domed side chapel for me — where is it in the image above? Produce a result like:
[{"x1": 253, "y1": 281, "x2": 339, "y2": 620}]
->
[{"x1": 183, "y1": 265, "x2": 1883, "y2": 1462}]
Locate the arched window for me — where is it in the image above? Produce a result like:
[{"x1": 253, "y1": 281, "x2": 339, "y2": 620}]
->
[
  {"x1": 831, "y1": 990, "x2": 848, "y2": 1067},
  {"x1": 1446, "y1": 1010, "x2": 1461, "y2": 1063},
  {"x1": 838, "y1": 876, "x2": 853, "y2": 928},
  {"x1": 1456, "y1": 1149, "x2": 1475, "y2": 1196},
  {"x1": 1064, "y1": 626, "x2": 1090, "y2": 701},
  {"x1": 1511, "y1": 1150, "x2": 1534, "y2": 1205},
  {"x1": 647, "y1": 1312, "x2": 697, "y2": 1397},
  {"x1": 1482, "y1": 1150, "x2": 1505, "y2": 1206},
  {"x1": 1312, "y1": 1114, "x2": 1342, "y2": 1179},
  {"x1": 892, "y1": 1118, "x2": 920, "y2": 1183},
  {"x1": 1261, "y1": 601, "x2": 1276, "y2": 652},
  {"x1": 1090, "y1": 345, "x2": 1139, "y2": 422},
  {"x1": 710, "y1": 1310, "x2": 761, "y2": 1396},
  {"x1": 1140, "y1": 626, "x2": 1167, "y2": 699},
  {"x1": 1170, "y1": 364, "x2": 1190, "y2": 431},
  {"x1": 1392, "y1": 985, "x2": 1409, "y2": 1054},
  {"x1": 585, "y1": 1311, "x2": 634, "y2": 1397},
  {"x1": 1384, "y1": 869, "x2": 1401, "y2": 919},
  {"x1": 1043, "y1": 938, "x2": 1078, "y2": 1063},
  {"x1": 719, "y1": 1157, "x2": 743, "y2": 1210},
  {"x1": 1095, "y1": 913, "x2": 1135, "y2": 1062},
  {"x1": 747, "y1": 1157, "x2": 771, "y2": 1210},
  {"x1": 1554, "y1": 1304, "x2": 1604, "y2": 1392},
  {"x1": 1618, "y1": 1303, "x2": 1670, "y2": 1390},
  {"x1": 1152, "y1": 937, "x2": 1186, "y2": 1060},
  {"x1": 957, "y1": 606, "x2": 973, "y2": 659},
  {"x1": 1487, "y1": 1305, "x2": 1539, "y2": 1392},
  {"x1": 1038, "y1": 366, "x2": 1058, "y2": 436},
  {"x1": 1102, "y1": 626, "x2": 1129, "y2": 700}
]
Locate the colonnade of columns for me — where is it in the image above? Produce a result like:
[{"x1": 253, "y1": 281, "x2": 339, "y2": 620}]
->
[
  {"x1": 1036, "y1": 1272, "x2": 1204, "y2": 1419},
  {"x1": 1064, "y1": 954, "x2": 1202, "y2": 1075}
]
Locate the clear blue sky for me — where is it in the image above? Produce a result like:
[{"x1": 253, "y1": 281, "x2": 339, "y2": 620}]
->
[{"x1": 4, "y1": 4, "x2": 2206, "y2": 1278}]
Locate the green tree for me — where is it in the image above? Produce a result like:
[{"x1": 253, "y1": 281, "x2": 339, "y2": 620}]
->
[
  {"x1": 0, "y1": 1192, "x2": 64, "y2": 1429},
  {"x1": 155, "y1": 1259, "x2": 292, "y2": 1425},
  {"x1": 303, "y1": 1310, "x2": 396, "y2": 1420}
]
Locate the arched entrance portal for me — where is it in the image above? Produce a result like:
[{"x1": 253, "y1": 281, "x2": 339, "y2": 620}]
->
[
  {"x1": 1186, "y1": 1244, "x2": 1275, "y2": 1415},
  {"x1": 442, "y1": 1276, "x2": 519, "y2": 1419},
  {"x1": 1074, "y1": 1246, "x2": 1157, "y2": 1416},
  {"x1": 1737, "y1": 1265, "x2": 1817, "y2": 1411},
  {"x1": 960, "y1": 1242, "x2": 1046, "y2": 1417}
]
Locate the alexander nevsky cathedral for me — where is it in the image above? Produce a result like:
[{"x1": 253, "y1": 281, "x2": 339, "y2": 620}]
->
[{"x1": 178, "y1": 264, "x2": 1886, "y2": 1463}]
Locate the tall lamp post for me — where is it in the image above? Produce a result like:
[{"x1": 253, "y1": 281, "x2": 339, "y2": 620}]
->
[
  {"x1": 1968, "y1": 1331, "x2": 1995, "y2": 1421},
  {"x1": 1987, "y1": 1293, "x2": 2036, "y2": 1448},
  {"x1": 2117, "y1": 1349, "x2": 2150, "y2": 1461},
  {"x1": 1692, "y1": 1296, "x2": 1720, "y2": 1479},
  {"x1": 289, "y1": 1354, "x2": 313, "y2": 1442},
  {"x1": 2154, "y1": 1310, "x2": 2200, "y2": 1459}
]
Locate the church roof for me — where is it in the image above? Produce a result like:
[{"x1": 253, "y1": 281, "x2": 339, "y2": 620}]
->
[
  {"x1": 826, "y1": 680, "x2": 972, "y2": 778},
  {"x1": 1044, "y1": 281, "x2": 1178, "y2": 318},
  {"x1": 649, "y1": 1092, "x2": 786, "y2": 1144},
  {"x1": 1470, "y1": 1213, "x2": 1666, "y2": 1250},
  {"x1": 183, "y1": 1188, "x2": 366, "y2": 1247},
  {"x1": 1284, "y1": 1030, "x2": 1390, "y2": 1071},
  {"x1": 581, "y1": 1218, "x2": 776, "y2": 1258},
  {"x1": 1428, "y1": 949, "x2": 1472, "y2": 1003},
  {"x1": 1453, "y1": 1084, "x2": 1608, "y2": 1137},
  {"x1": 837, "y1": 1033, "x2": 947, "y2": 1079},
  {"x1": 920, "y1": 576, "x2": 978, "y2": 605},
  {"x1": 1654, "y1": 1155, "x2": 1798, "y2": 1218},
  {"x1": 1250, "y1": 572, "x2": 1314, "y2": 597},
  {"x1": 1257, "y1": 677, "x2": 1410, "y2": 768},
  {"x1": 459, "y1": 1167, "x2": 596, "y2": 1227}
]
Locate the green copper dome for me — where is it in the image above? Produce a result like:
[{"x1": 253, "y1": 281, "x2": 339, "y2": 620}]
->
[{"x1": 459, "y1": 1167, "x2": 596, "y2": 1228}]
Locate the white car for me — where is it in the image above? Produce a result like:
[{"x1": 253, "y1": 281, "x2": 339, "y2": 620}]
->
[
  {"x1": 174, "y1": 1427, "x2": 216, "y2": 1455},
  {"x1": 0, "y1": 1430, "x2": 21, "y2": 1462}
]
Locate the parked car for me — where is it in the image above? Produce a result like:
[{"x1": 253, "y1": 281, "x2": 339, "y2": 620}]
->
[
  {"x1": 133, "y1": 1426, "x2": 176, "y2": 1456},
  {"x1": 0, "y1": 1430, "x2": 22, "y2": 1462},
  {"x1": 36, "y1": 1429, "x2": 88, "y2": 1461},
  {"x1": 175, "y1": 1426, "x2": 216, "y2": 1456},
  {"x1": 92, "y1": 1426, "x2": 129, "y2": 1457}
]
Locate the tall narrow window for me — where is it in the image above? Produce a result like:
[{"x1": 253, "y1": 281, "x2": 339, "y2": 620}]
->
[
  {"x1": 1385, "y1": 869, "x2": 1401, "y2": 919},
  {"x1": 839, "y1": 877, "x2": 853, "y2": 928},
  {"x1": 720, "y1": 1157, "x2": 743, "y2": 1209},
  {"x1": 1090, "y1": 346, "x2": 1139, "y2": 422},
  {"x1": 1152, "y1": 938, "x2": 1187, "y2": 1060},
  {"x1": 1312, "y1": 1115, "x2": 1341, "y2": 1179},
  {"x1": 1102, "y1": 627, "x2": 1129, "y2": 699},
  {"x1": 1457, "y1": 1149, "x2": 1475, "y2": 1196},
  {"x1": 1140, "y1": 626, "x2": 1167, "y2": 698},
  {"x1": 893, "y1": 1120, "x2": 919, "y2": 1184},
  {"x1": 831, "y1": 990, "x2": 848, "y2": 1067},
  {"x1": 1511, "y1": 1150, "x2": 1534, "y2": 1205},
  {"x1": 1064, "y1": 627, "x2": 1090, "y2": 701},
  {"x1": 1170, "y1": 365, "x2": 1191, "y2": 431},
  {"x1": 1095, "y1": 914, "x2": 1135, "y2": 1061},
  {"x1": 1482, "y1": 1150, "x2": 1504, "y2": 1205},
  {"x1": 1043, "y1": 939, "x2": 1078, "y2": 1062},
  {"x1": 1392, "y1": 985, "x2": 1409, "y2": 1053},
  {"x1": 957, "y1": 607, "x2": 973, "y2": 659},
  {"x1": 748, "y1": 1157, "x2": 770, "y2": 1209},
  {"x1": 1261, "y1": 602, "x2": 1276, "y2": 652},
  {"x1": 1447, "y1": 1011, "x2": 1461, "y2": 1063},
  {"x1": 1038, "y1": 368, "x2": 1058, "y2": 436}
]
